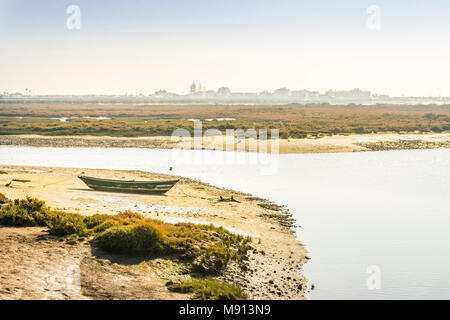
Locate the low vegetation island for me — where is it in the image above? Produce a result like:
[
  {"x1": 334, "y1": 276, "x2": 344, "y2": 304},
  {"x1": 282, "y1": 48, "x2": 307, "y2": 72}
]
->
[
  {"x1": 0, "y1": 104, "x2": 449, "y2": 138},
  {"x1": 0, "y1": 103, "x2": 449, "y2": 153}
]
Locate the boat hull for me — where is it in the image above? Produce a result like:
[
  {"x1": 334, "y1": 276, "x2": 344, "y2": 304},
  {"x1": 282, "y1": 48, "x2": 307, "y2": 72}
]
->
[{"x1": 78, "y1": 176, "x2": 179, "y2": 194}]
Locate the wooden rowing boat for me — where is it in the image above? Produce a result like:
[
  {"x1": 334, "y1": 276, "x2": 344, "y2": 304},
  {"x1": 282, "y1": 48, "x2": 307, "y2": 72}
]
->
[{"x1": 78, "y1": 175, "x2": 178, "y2": 194}]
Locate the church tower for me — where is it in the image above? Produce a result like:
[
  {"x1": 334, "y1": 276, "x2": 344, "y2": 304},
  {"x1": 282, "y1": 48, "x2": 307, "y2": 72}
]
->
[{"x1": 190, "y1": 81, "x2": 197, "y2": 94}]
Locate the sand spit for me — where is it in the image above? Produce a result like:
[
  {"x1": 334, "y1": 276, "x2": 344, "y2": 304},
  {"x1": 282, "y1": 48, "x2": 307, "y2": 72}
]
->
[{"x1": 0, "y1": 165, "x2": 308, "y2": 300}]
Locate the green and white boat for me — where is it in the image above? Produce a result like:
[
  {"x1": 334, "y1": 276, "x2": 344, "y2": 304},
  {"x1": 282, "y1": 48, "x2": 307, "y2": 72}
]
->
[{"x1": 78, "y1": 176, "x2": 179, "y2": 194}]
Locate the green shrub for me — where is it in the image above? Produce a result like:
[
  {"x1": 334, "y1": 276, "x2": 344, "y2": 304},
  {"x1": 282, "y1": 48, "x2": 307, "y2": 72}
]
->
[
  {"x1": 0, "y1": 197, "x2": 53, "y2": 226},
  {"x1": 0, "y1": 205, "x2": 35, "y2": 226},
  {"x1": 14, "y1": 197, "x2": 45, "y2": 213},
  {"x1": 46, "y1": 212, "x2": 89, "y2": 237},
  {"x1": 84, "y1": 211, "x2": 145, "y2": 232},
  {"x1": 115, "y1": 210, "x2": 144, "y2": 220},
  {"x1": 163, "y1": 223, "x2": 252, "y2": 275},
  {"x1": 32, "y1": 209, "x2": 56, "y2": 226},
  {"x1": 169, "y1": 278, "x2": 247, "y2": 300},
  {"x1": 66, "y1": 233, "x2": 80, "y2": 244},
  {"x1": 95, "y1": 222, "x2": 165, "y2": 253},
  {"x1": 192, "y1": 245, "x2": 233, "y2": 275},
  {"x1": 83, "y1": 214, "x2": 110, "y2": 229},
  {"x1": 92, "y1": 219, "x2": 120, "y2": 233}
]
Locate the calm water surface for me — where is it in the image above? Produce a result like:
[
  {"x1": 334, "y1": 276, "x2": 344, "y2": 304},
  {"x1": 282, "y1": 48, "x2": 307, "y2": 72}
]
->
[{"x1": 0, "y1": 146, "x2": 449, "y2": 299}]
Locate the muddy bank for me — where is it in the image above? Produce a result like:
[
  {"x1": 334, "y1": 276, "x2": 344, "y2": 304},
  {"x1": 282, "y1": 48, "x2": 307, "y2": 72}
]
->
[
  {"x1": 355, "y1": 139, "x2": 450, "y2": 151},
  {"x1": 0, "y1": 165, "x2": 308, "y2": 300}
]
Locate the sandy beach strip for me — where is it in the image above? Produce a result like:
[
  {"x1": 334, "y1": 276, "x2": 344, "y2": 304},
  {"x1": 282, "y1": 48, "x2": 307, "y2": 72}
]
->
[
  {"x1": 0, "y1": 133, "x2": 449, "y2": 154},
  {"x1": 0, "y1": 165, "x2": 308, "y2": 300}
]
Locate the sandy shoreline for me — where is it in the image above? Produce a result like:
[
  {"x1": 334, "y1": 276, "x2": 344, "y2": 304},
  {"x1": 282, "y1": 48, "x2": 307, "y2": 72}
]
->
[
  {"x1": 0, "y1": 133, "x2": 449, "y2": 154},
  {"x1": 0, "y1": 165, "x2": 308, "y2": 300}
]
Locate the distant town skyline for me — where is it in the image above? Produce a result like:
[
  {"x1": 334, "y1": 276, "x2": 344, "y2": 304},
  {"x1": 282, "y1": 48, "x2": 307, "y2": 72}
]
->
[
  {"x1": 1, "y1": 84, "x2": 448, "y2": 99},
  {"x1": 3, "y1": 85, "x2": 450, "y2": 106},
  {"x1": 1, "y1": 1, "x2": 450, "y2": 96},
  {"x1": 0, "y1": 85, "x2": 410, "y2": 98}
]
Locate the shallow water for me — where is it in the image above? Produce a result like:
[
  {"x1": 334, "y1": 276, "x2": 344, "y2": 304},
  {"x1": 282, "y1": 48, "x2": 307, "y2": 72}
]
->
[{"x1": 0, "y1": 146, "x2": 449, "y2": 299}]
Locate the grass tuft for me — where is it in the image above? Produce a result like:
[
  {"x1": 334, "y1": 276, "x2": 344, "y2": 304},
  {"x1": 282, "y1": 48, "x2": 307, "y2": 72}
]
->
[
  {"x1": 66, "y1": 233, "x2": 82, "y2": 244},
  {"x1": 83, "y1": 214, "x2": 110, "y2": 229},
  {"x1": 92, "y1": 219, "x2": 120, "y2": 233},
  {"x1": 115, "y1": 210, "x2": 144, "y2": 220}
]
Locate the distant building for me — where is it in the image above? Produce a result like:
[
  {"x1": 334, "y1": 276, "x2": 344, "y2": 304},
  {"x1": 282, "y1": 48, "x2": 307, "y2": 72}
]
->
[
  {"x1": 291, "y1": 90, "x2": 309, "y2": 100},
  {"x1": 306, "y1": 91, "x2": 320, "y2": 100},
  {"x1": 204, "y1": 90, "x2": 217, "y2": 98},
  {"x1": 273, "y1": 88, "x2": 291, "y2": 97},
  {"x1": 154, "y1": 89, "x2": 168, "y2": 96},
  {"x1": 190, "y1": 82, "x2": 197, "y2": 94},
  {"x1": 217, "y1": 87, "x2": 231, "y2": 96},
  {"x1": 153, "y1": 89, "x2": 178, "y2": 98},
  {"x1": 325, "y1": 88, "x2": 371, "y2": 100}
]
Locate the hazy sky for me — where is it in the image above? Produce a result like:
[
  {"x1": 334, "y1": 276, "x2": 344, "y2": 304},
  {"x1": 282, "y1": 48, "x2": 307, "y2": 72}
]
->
[{"x1": 1, "y1": 0, "x2": 450, "y2": 96}]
